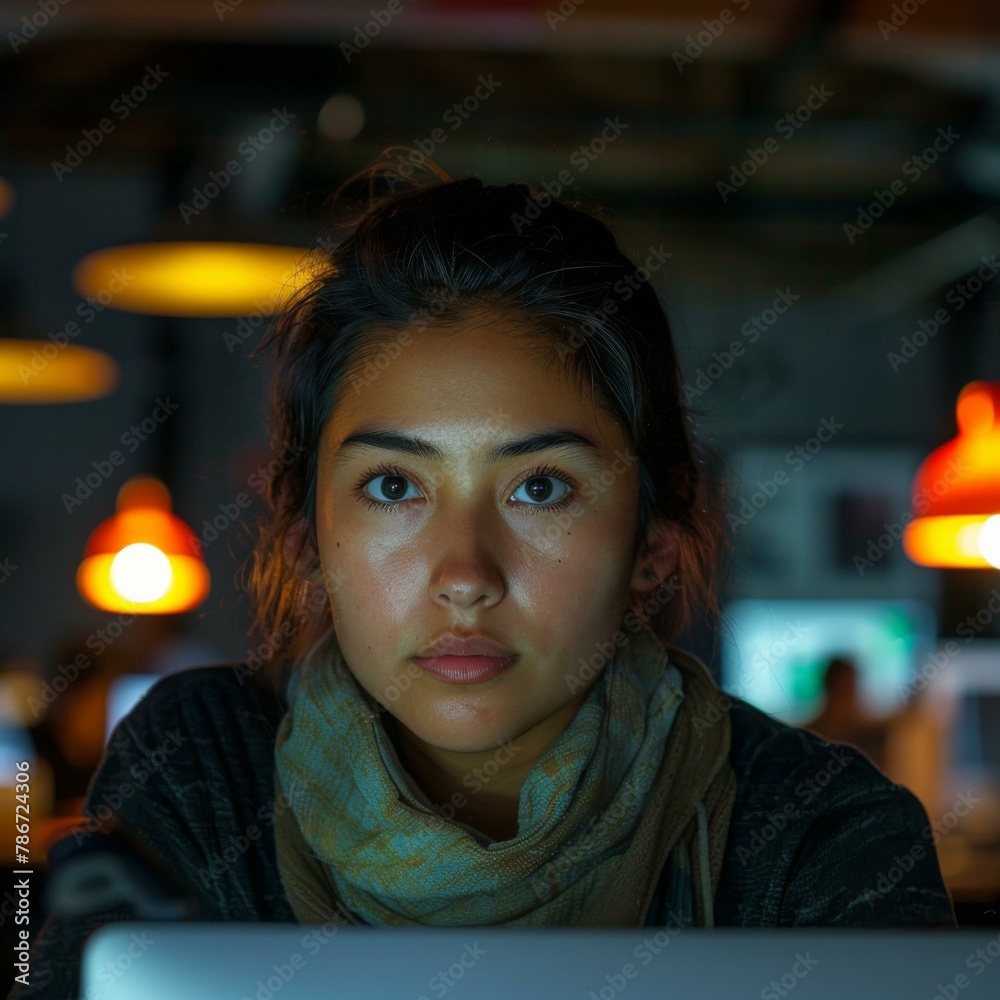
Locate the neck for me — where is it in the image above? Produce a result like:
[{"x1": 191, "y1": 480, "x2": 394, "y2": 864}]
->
[{"x1": 384, "y1": 691, "x2": 587, "y2": 842}]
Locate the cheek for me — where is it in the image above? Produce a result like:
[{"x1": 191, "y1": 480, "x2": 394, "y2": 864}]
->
[
  {"x1": 318, "y1": 526, "x2": 426, "y2": 652},
  {"x1": 333, "y1": 542, "x2": 427, "y2": 634},
  {"x1": 513, "y1": 511, "x2": 635, "y2": 646}
]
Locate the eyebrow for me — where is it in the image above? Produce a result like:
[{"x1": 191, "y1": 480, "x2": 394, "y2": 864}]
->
[{"x1": 335, "y1": 427, "x2": 601, "y2": 464}]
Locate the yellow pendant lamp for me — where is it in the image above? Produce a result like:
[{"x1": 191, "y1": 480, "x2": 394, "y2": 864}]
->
[
  {"x1": 71, "y1": 241, "x2": 327, "y2": 317},
  {"x1": 77, "y1": 476, "x2": 209, "y2": 613},
  {"x1": 903, "y1": 381, "x2": 1000, "y2": 569},
  {"x1": 0, "y1": 338, "x2": 118, "y2": 404}
]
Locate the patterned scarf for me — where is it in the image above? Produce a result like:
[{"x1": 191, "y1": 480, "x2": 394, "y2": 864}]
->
[{"x1": 272, "y1": 620, "x2": 736, "y2": 928}]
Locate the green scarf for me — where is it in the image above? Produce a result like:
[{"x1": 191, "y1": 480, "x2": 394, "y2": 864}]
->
[{"x1": 273, "y1": 620, "x2": 736, "y2": 928}]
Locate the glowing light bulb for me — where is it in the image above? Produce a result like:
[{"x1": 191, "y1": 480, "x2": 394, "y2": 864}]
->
[
  {"x1": 109, "y1": 543, "x2": 173, "y2": 603},
  {"x1": 957, "y1": 522, "x2": 983, "y2": 556},
  {"x1": 980, "y1": 514, "x2": 1000, "y2": 569}
]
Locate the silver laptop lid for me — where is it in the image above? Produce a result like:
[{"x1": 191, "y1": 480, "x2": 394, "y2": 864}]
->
[{"x1": 82, "y1": 922, "x2": 1000, "y2": 1000}]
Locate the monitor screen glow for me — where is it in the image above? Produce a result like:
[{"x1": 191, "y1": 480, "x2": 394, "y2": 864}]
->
[{"x1": 720, "y1": 599, "x2": 936, "y2": 725}]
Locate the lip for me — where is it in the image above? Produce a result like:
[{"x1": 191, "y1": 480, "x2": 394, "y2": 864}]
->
[
  {"x1": 415, "y1": 632, "x2": 515, "y2": 658},
  {"x1": 411, "y1": 654, "x2": 519, "y2": 684}
]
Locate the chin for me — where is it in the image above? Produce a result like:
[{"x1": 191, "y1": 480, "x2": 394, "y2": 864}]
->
[
  {"x1": 402, "y1": 717, "x2": 519, "y2": 755},
  {"x1": 418, "y1": 728, "x2": 511, "y2": 754}
]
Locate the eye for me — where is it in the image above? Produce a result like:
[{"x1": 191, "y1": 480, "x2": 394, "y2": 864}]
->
[
  {"x1": 352, "y1": 462, "x2": 578, "y2": 513},
  {"x1": 509, "y1": 465, "x2": 574, "y2": 509},
  {"x1": 355, "y1": 463, "x2": 422, "y2": 511}
]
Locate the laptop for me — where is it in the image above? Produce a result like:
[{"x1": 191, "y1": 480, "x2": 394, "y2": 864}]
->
[{"x1": 81, "y1": 921, "x2": 1000, "y2": 999}]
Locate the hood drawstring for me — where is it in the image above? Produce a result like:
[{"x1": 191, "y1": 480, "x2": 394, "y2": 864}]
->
[{"x1": 692, "y1": 798, "x2": 714, "y2": 928}]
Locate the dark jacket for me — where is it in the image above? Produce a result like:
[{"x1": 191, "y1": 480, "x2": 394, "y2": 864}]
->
[{"x1": 9, "y1": 660, "x2": 957, "y2": 1000}]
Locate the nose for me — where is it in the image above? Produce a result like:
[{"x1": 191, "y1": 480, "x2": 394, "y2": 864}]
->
[
  {"x1": 426, "y1": 507, "x2": 506, "y2": 610},
  {"x1": 428, "y1": 567, "x2": 504, "y2": 609}
]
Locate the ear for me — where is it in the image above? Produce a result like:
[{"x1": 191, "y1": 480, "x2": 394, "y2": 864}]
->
[
  {"x1": 282, "y1": 517, "x2": 322, "y2": 582},
  {"x1": 629, "y1": 516, "x2": 681, "y2": 595}
]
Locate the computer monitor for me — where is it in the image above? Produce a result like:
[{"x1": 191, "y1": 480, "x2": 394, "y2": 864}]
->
[
  {"x1": 720, "y1": 598, "x2": 936, "y2": 725},
  {"x1": 955, "y1": 694, "x2": 1000, "y2": 778},
  {"x1": 933, "y1": 639, "x2": 1000, "y2": 791}
]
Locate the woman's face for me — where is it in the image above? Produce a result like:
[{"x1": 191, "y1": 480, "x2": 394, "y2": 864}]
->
[{"x1": 313, "y1": 310, "x2": 668, "y2": 754}]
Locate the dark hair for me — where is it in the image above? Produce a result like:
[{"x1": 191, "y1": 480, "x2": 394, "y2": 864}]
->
[{"x1": 239, "y1": 147, "x2": 731, "y2": 697}]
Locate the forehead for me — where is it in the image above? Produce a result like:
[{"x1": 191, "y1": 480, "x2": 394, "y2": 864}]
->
[{"x1": 322, "y1": 313, "x2": 625, "y2": 453}]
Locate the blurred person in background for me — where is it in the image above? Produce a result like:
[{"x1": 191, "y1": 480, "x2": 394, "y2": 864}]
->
[{"x1": 802, "y1": 655, "x2": 893, "y2": 771}]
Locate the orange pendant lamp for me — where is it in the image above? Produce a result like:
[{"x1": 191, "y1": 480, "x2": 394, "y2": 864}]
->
[
  {"x1": 77, "y1": 476, "x2": 209, "y2": 613},
  {"x1": 903, "y1": 381, "x2": 1000, "y2": 569}
]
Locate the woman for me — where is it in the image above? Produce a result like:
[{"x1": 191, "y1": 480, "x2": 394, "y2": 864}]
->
[{"x1": 12, "y1": 152, "x2": 956, "y2": 1000}]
